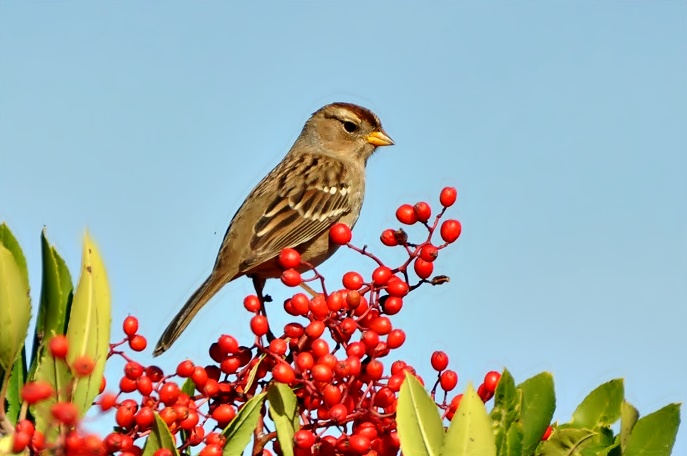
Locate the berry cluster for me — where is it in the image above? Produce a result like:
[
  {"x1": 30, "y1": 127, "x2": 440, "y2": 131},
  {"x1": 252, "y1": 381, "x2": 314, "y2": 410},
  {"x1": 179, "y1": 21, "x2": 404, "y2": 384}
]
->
[{"x1": 9, "y1": 186, "x2": 504, "y2": 456}]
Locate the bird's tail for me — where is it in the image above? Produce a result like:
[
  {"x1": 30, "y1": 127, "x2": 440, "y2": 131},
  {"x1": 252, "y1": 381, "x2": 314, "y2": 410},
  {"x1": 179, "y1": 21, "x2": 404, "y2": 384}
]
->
[{"x1": 153, "y1": 274, "x2": 227, "y2": 356}]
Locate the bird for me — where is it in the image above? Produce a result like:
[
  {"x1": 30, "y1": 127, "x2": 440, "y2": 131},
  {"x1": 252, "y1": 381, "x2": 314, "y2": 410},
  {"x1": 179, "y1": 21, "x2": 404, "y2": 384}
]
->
[{"x1": 153, "y1": 102, "x2": 394, "y2": 356}]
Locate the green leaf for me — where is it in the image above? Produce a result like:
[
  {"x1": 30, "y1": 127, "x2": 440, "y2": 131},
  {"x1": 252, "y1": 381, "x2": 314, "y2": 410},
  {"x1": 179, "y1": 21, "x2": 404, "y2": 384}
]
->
[
  {"x1": 519, "y1": 372, "x2": 555, "y2": 454},
  {"x1": 0, "y1": 242, "x2": 31, "y2": 372},
  {"x1": 623, "y1": 403, "x2": 680, "y2": 456},
  {"x1": 222, "y1": 392, "x2": 267, "y2": 456},
  {"x1": 443, "y1": 383, "x2": 497, "y2": 455},
  {"x1": 502, "y1": 421, "x2": 524, "y2": 456},
  {"x1": 490, "y1": 369, "x2": 523, "y2": 455},
  {"x1": 29, "y1": 229, "x2": 73, "y2": 378},
  {"x1": 571, "y1": 379, "x2": 623, "y2": 429},
  {"x1": 5, "y1": 346, "x2": 27, "y2": 424},
  {"x1": 0, "y1": 224, "x2": 28, "y2": 285},
  {"x1": 620, "y1": 400, "x2": 639, "y2": 452},
  {"x1": 398, "y1": 372, "x2": 445, "y2": 456},
  {"x1": 536, "y1": 426, "x2": 596, "y2": 455},
  {"x1": 142, "y1": 412, "x2": 179, "y2": 455},
  {"x1": 65, "y1": 232, "x2": 111, "y2": 418},
  {"x1": 268, "y1": 382, "x2": 299, "y2": 456}
]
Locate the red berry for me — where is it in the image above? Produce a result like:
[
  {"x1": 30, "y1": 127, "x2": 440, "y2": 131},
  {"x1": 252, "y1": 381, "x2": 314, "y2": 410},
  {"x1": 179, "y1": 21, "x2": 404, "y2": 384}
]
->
[
  {"x1": 396, "y1": 204, "x2": 417, "y2": 225},
  {"x1": 284, "y1": 322, "x2": 304, "y2": 339},
  {"x1": 380, "y1": 229, "x2": 399, "y2": 246},
  {"x1": 119, "y1": 376, "x2": 137, "y2": 393},
  {"x1": 250, "y1": 315, "x2": 269, "y2": 337},
  {"x1": 309, "y1": 294, "x2": 329, "y2": 319},
  {"x1": 430, "y1": 351, "x2": 449, "y2": 371},
  {"x1": 386, "y1": 329, "x2": 406, "y2": 349},
  {"x1": 349, "y1": 434, "x2": 372, "y2": 453},
  {"x1": 365, "y1": 360, "x2": 384, "y2": 381},
  {"x1": 440, "y1": 219, "x2": 462, "y2": 243},
  {"x1": 305, "y1": 320, "x2": 325, "y2": 338},
  {"x1": 211, "y1": 404, "x2": 236, "y2": 427},
  {"x1": 541, "y1": 425, "x2": 553, "y2": 441},
  {"x1": 128, "y1": 334, "x2": 147, "y2": 351},
  {"x1": 243, "y1": 294, "x2": 261, "y2": 312},
  {"x1": 310, "y1": 338, "x2": 330, "y2": 358},
  {"x1": 278, "y1": 248, "x2": 301, "y2": 269},
  {"x1": 295, "y1": 352, "x2": 314, "y2": 371},
  {"x1": 420, "y1": 244, "x2": 439, "y2": 262},
  {"x1": 12, "y1": 431, "x2": 30, "y2": 453},
  {"x1": 281, "y1": 269, "x2": 302, "y2": 287},
  {"x1": 123, "y1": 316, "x2": 139, "y2": 337},
  {"x1": 272, "y1": 363, "x2": 296, "y2": 384},
  {"x1": 342, "y1": 271, "x2": 364, "y2": 290},
  {"x1": 328, "y1": 403, "x2": 348, "y2": 423},
  {"x1": 311, "y1": 364, "x2": 333, "y2": 382},
  {"x1": 329, "y1": 223, "x2": 352, "y2": 245},
  {"x1": 294, "y1": 429, "x2": 316, "y2": 449},
  {"x1": 137, "y1": 376, "x2": 154, "y2": 396},
  {"x1": 135, "y1": 406, "x2": 155, "y2": 430},
  {"x1": 368, "y1": 316, "x2": 392, "y2": 335},
  {"x1": 483, "y1": 370, "x2": 501, "y2": 393},
  {"x1": 159, "y1": 382, "x2": 180, "y2": 405},
  {"x1": 372, "y1": 266, "x2": 393, "y2": 286},
  {"x1": 72, "y1": 355, "x2": 95, "y2": 377},
  {"x1": 477, "y1": 383, "x2": 494, "y2": 402},
  {"x1": 440, "y1": 370, "x2": 458, "y2": 391},
  {"x1": 124, "y1": 361, "x2": 144, "y2": 380},
  {"x1": 191, "y1": 366, "x2": 209, "y2": 387},
  {"x1": 49, "y1": 335, "x2": 69, "y2": 359},
  {"x1": 176, "y1": 359, "x2": 195, "y2": 377},
  {"x1": 51, "y1": 402, "x2": 79, "y2": 426},
  {"x1": 440, "y1": 186, "x2": 457, "y2": 207},
  {"x1": 269, "y1": 338, "x2": 288, "y2": 356},
  {"x1": 99, "y1": 392, "x2": 117, "y2": 411},
  {"x1": 218, "y1": 334, "x2": 239, "y2": 354},
  {"x1": 381, "y1": 296, "x2": 403, "y2": 315},
  {"x1": 386, "y1": 279, "x2": 409, "y2": 297},
  {"x1": 21, "y1": 381, "x2": 54, "y2": 404},
  {"x1": 414, "y1": 257, "x2": 434, "y2": 279},
  {"x1": 326, "y1": 291, "x2": 344, "y2": 312},
  {"x1": 413, "y1": 202, "x2": 431, "y2": 222}
]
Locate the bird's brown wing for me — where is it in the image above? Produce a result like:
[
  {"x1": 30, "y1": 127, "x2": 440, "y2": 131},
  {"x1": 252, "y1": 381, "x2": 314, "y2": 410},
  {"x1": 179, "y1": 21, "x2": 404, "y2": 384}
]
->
[{"x1": 239, "y1": 153, "x2": 353, "y2": 271}]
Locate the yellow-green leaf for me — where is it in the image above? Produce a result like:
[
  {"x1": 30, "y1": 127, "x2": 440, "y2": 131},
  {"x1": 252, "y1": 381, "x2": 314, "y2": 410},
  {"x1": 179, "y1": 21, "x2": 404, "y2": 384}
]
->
[
  {"x1": 0, "y1": 243, "x2": 31, "y2": 372},
  {"x1": 223, "y1": 392, "x2": 267, "y2": 456},
  {"x1": 443, "y1": 383, "x2": 497, "y2": 456},
  {"x1": 268, "y1": 383, "x2": 299, "y2": 456},
  {"x1": 65, "y1": 232, "x2": 111, "y2": 418},
  {"x1": 142, "y1": 413, "x2": 179, "y2": 455},
  {"x1": 398, "y1": 372, "x2": 444, "y2": 456}
]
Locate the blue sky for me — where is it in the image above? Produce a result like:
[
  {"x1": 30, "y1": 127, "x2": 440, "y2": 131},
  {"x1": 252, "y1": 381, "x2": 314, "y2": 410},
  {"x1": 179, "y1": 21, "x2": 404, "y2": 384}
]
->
[{"x1": 1, "y1": 2, "x2": 685, "y2": 453}]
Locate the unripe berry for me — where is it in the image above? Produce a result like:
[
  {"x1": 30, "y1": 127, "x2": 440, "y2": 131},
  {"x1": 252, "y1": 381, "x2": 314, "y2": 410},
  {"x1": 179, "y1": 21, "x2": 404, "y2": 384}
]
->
[
  {"x1": 278, "y1": 248, "x2": 301, "y2": 269},
  {"x1": 440, "y1": 186, "x2": 457, "y2": 207},
  {"x1": 329, "y1": 223, "x2": 352, "y2": 245}
]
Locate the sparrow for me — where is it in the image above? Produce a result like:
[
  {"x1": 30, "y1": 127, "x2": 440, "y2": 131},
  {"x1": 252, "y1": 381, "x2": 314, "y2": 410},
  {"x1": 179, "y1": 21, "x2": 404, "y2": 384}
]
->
[{"x1": 153, "y1": 102, "x2": 393, "y2": 356}]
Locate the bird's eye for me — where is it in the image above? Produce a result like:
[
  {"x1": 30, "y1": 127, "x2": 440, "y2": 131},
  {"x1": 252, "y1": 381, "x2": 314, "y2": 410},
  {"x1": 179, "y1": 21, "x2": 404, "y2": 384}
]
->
[{"x1": 342, "y1": 121, "x2": 359, "y2": 133}]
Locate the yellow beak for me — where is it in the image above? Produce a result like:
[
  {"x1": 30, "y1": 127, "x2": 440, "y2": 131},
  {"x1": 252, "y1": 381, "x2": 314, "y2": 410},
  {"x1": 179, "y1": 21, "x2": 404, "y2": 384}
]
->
[{"x1": 366, "y1": 130, "x2": 394, "y2": 147}]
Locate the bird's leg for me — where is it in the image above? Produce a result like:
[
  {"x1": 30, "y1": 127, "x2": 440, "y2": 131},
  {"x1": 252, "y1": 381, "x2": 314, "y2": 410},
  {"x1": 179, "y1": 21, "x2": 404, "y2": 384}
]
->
[{"x1": 251, "y1": 276, "x2": 275, "y2": 342}]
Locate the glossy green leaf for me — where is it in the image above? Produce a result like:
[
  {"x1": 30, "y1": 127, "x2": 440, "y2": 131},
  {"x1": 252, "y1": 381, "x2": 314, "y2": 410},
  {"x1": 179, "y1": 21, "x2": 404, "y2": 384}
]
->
[
  {"x1": 443, "y1": 383, "x2": 497, "y2": 456},
  {"x1": 29, "y1": 229, "x2": 72, "y2": 378},
  {"x1": 142, "y1": 412, "x2": 179, "y2": 455},
  {"x1": 519, "y1": 372, "x2": 555, "y2": 454},
  {"x1": 65, "y1": 232, "x2": 111, "y2": 418},
  {"x1": 624, "y1": 403, "x2": 680, "y2": 456},
  {"x1": 536, "y1": 426, "x2": 596, "y2": 455},
  {"x1": 398, "y1": 372, "x2": 444, "y2": 456},
  {"x1": 0, "y1": 224, "x2": 28, "y2": 285},
  {"x1": 222, "y1": 392, "x2": 267, "y2": 456},
  {"x1": 620, "y1": 400, "x2": 639, "y2": 452},
  {"x1": 5, "y1": 347, "x2": 27, "y2": 424},
  {"x1": 268, "y1": 382, "x2": 299, "y2": 456},
  {"x1": 0, "y1": 242, "x2": 31, "y2": 372},
  {"x1": 490, "y1": 369, "x2": 523, "y2": 455},
  {"x1": 572, "y1": 379, "x2": 623, "y2": 429}
]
